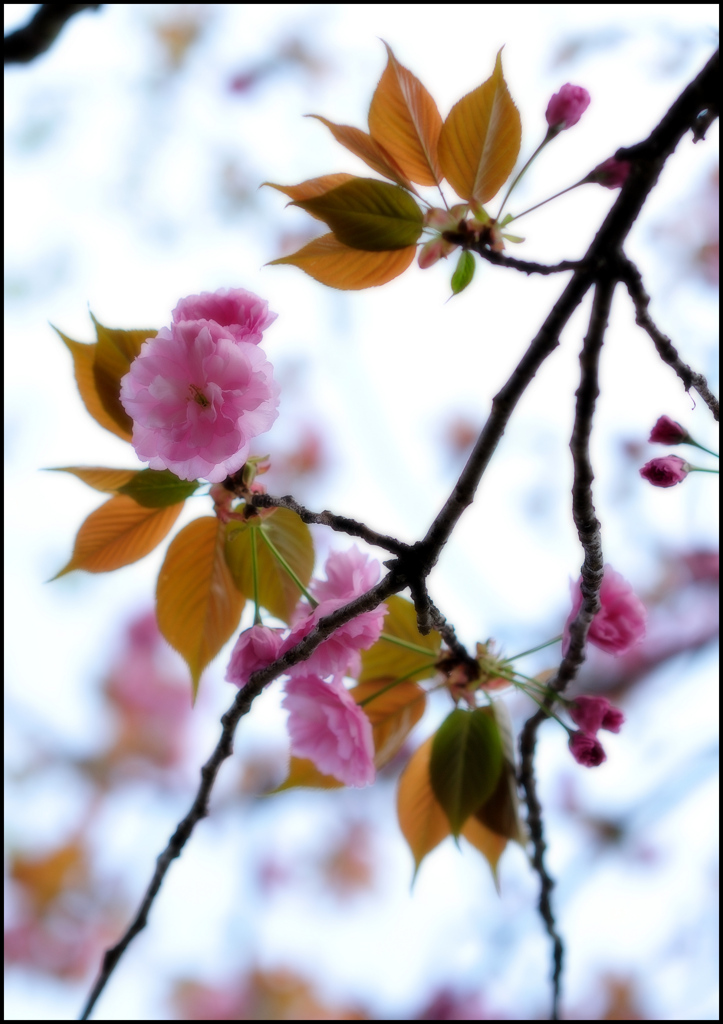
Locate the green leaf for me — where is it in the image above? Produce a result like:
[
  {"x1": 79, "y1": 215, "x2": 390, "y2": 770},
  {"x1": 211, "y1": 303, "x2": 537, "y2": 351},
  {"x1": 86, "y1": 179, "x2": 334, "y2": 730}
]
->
[
  {"x1": 224, "y1": 508, "x2": 314, "y2": 624},
  {"x1": 429, "y1": 707, "x2": 504, "y2": 837},
  {"x1": 289, "y1": 178, "x2": 423, "y2": 252},
  {"x1": 360, "y1": 596, "x2": 440, "y2": 683},
  {"x1": 451, "y1": 250, "x2": 476, "y2": 295},
  {"x1": 117, "y1": 469, "x2": 200, "y2": 508}
]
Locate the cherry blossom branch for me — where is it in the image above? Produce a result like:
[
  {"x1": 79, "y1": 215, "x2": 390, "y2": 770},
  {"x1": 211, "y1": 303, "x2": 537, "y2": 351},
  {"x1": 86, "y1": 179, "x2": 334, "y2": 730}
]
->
[
  {"x1": 466, "y1": 249, "x2": 584, "y2": 276},
  {"x1": 517, "y1": 277, "x2": 614, "y2": 1021},
  {"x1": 4, "y1": 4, "x2": 102, "y2": 64},
  {"x1": 79, "y1": 570, "x2": 403, "y2": 1021},
  {"x1": 247, "y1": 490, "x2": 409, "y2": 555},
  {"x1": 619, "y1": 257, "x2": 720, "y2": 420}
]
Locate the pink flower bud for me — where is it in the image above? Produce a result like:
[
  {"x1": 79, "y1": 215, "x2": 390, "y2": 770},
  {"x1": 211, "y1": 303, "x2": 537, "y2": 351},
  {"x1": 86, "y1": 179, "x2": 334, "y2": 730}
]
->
[
  {"x1": 648, "y1": 415, "x2": 688, "y2": 445},
  {"x1": 570, "y1": 695, "x2": 625, "y2": 735},
  {"x1": 589, "y1": 157, "x2": 631, "y2": 189},
  {"x1": 545, "y1": 84, "x2": 590, "y2": 130},
  {"x1": 225, "y1": 625, "x2": 284, "y2": 688},
  {"x1": 639, "y1": 456, "x2": 690, "y2": 488},
  {"x1": 569, "y1": 730, "x2": 606, "y2": 767}
]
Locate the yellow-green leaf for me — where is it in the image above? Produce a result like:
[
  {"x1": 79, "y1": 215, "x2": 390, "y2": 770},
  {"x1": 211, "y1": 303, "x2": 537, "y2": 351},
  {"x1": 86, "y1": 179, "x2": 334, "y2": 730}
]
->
[
  {"x1": 157, "y1": 516, "x2": 246, "y2": 696},
  {"x1": 91, "y1": 314, "x2": 156, "y2": 436},
  {"x1": 117, "y1": 468, "x2": 200, "y2": 508},
  {"x1": 290, "y1": 178, "x2": 423, "y2": 252},
  {"x1": 53, "y1": 327, "x2": 132, "y2": 441},
  {"x1": 51, "y1": 495, "x2": 183, "y2": 578},
  {"x1": 351, "y1": 678, "x2": 426, "y2": 769},
  {"x1": 224, "y1": 507, "x2": 313, "y2": 625},
  {"x1": 451, "y1": 250, "x2": 476, "y2": 295},
  {"x1": 438, "y1": 50, "x2": 521, "y2": 203},
  {"x1": 306, "y1": 115, "x2": 414, "y2": 190},
  {"x1": 264, "y1": 174, "x2": 356, "y2": 217},
  {"x1": 429, "y1": 707, "x2": 504, "y2": 837},
  {"x1": 475, "y1": 700, "x2": 526, "y2": 845},
  {"x1": 48, "y1": 466, "x2": 138, "y2": 492},
  {"x1": 368, "y1": 42, "x2": 442, "y2": 186},
  {"x1": 360, "y1": 595, "x2": 440, "y2": 683},
  {"x1": 269, "y1": 232, "x2": 416, "y2": 290},
  {"x1": 397, "y1": 735, "x2": 451, "y2": 875},
  {"x1": 272, "y1": 756, "x2": 344, "y2": 792}
]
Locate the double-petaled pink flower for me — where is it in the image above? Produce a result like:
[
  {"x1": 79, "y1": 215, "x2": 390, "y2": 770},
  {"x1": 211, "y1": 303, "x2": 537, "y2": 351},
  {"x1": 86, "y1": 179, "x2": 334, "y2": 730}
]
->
[
  {"x1": 120, "y1": 315, "x2": 279, "y2": 482},
  {"x1": 639, "y1": 455, "x2": 690, "y2": 488},
  {"x1": 545, "y1": 84, "x2": 590, "y2": 131},
  {"x1": 282, "y1": 673, "x2": 375, "y2": 787},
  {"x1": 570, "y1": 695, "x2": 625, "y2": 735},
  {"x1": 563, "y1": 565, "x2": 647, "y2": 656},
  {"x1": 283, "y1": 547, "x2": 387, "y2": 679},
  {"x1": 172, "y1": 288, "x2": 277, "y2": 346}
]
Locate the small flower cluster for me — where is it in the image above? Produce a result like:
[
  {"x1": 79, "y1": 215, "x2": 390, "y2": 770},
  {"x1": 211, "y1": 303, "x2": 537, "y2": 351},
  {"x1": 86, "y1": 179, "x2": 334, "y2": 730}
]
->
[
  {"x1": 568, "y1": 696, "x2": 625, "y2": 767},
  {"x1": 120, "y1": 289, "x2": 279, "y2": 482},
  {"x1": 640, "y1": 415, "x2": 718, "y2": 488},
  {"x1": 225, "y1": 547, "x2": 386, "y2": 788}
]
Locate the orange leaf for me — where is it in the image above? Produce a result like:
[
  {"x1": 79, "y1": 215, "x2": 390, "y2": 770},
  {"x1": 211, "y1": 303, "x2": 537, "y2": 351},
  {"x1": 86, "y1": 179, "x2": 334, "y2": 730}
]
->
[
  {"x1": 92, "y1": 316, "x2": 156, "y2": 436},
  {"x1": 269, "y1": 232, "x2": 416, "y2": 290},
  {"x1": 397, "y1": 735, "x2": 451, "y2": 875},
  {"x1": 48, "y1": 466, "x2": 138, "y2": 492},
  {"x1": 272, "y1": 756, "x2": 344, "y2": 792},
  {"x1": 306, "y1": 115, "x2": 414, "y2": 190},
  {"x1": 53, "y1": 327, "x2": 132, "y2": 441},
  {"x1": 52, "y1": 495, "x2": 183, "y2": 578},
  {"x1": 438, "y1": 50, "x2": 521, "y2": 203},
  {"x1": 461, "y1": 814, "x2": 508, "y2": 885},
  {"x1": 368, "y1": 42, "x2": 442, "y2": 186},
  {"x1": 156, "y1": 516, "x2": 245, "y2": 696},
  {"x1": 11, "y1": 841, "x2": 87, "y2": 911},
  {"x1": 351, "y1": 678, "x2": 426, "y2": 769},
  {"x1": 264, "y1": 173, "x2": 356, "y2": 217}
]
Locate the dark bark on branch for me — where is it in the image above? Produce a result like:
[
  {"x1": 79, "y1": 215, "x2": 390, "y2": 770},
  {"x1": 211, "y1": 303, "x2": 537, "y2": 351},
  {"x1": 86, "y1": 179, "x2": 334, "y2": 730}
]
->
[
  {"x1": 518, "y1": 278, "x2": 614, "y2": 1021},
  {"x1": 620, "y1": 258, "x2": 720, "y2": 420},
  {"x1": 4, "y1": 4, "x2": 102, "y2": 64},
  {"x1": 79, "y1": 49, "x2": 719, "y2": 1021}
]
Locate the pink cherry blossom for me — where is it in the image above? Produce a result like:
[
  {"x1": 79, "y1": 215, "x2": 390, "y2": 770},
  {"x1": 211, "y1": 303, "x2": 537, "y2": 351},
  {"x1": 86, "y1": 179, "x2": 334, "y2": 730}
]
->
[
  {"x1": 545, "y1": 84, "x2": 590, "y2": 130},
  {"x1": 282, "y1": 548, "x2": 386, "y2": 679},
  {"x1": 120, "y1": 319, "x2": 279, "y2": 482},
  {"x1": 649, "y1": 415, "x2": 688, "y2": 445},
  {"x1": 568, "y1": 730, "x2": 606, "y2": 767},
  {"x1": 589, "y1": 156, "x2": 631, "y2": 189},
  {"x1": 311, "y1": 546, "x2": 381, "y2": 604},
  {"x1": 563, "y1": 565, "x2": 647, "y2": 657},
  {"x1": 639, "y1": 455, "x2": 690, "y2": 488},
  {"x1": 282, "y1": 674, "x2": 375, "y2": 787},
  {"x1": 569, "y1": 695, "x2": 625, "y2": 735},
  {"x1": 172, "y1": 288, "x2": 277, "y2": 345},
  {"x1": 225, "y1": 625, "x2": 284, "y2": 688}
]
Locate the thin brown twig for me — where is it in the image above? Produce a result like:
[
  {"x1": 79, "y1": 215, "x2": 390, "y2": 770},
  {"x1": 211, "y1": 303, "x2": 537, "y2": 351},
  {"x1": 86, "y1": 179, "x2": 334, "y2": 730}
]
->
[
  {"x1": 619, "y1": 257, "x2": 720, "y2": 420},
  {"x1": 4, "y1": 4, "x2": 102, "y2": 64},
  {"x1": 518, "y1": 277, "x2": 615, "y2": 1021}
]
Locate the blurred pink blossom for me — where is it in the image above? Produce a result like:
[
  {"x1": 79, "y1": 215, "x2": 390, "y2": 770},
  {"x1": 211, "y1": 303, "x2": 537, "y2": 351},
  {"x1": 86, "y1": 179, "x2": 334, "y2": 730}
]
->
[
  {"x1": 569, "y1": 730, "x2": 606, "y2": 767},
  {"x1": 172, "y1": 288, "x2": 277, "y2": 345},
  {"x1": 640, "y1": 455, "x2": 690, "y2": 487},
  {"x1": 545, "y1": 84, "x2": 590, "y2": 130},
  {"x1": 570, "y1": 695, "x2": 625, "y2": 735},
  {"x1": 282, "y1": 674, "x2": 375, "y2": 786},
  {"x1": 589, "y1": 156, "x2": 631, "y2": 188},
  {"x1": 225, "y1": 625, "x2": 284, "y2": 688},
  {"x1": 649, "y1": 415, "x2": 688, "y2": 445},
  {"x1": 120, "y1": 319, "x2": 279, "y2": 482},
  {"x1": 563, "y1": 566, "x2": 647, "y2": 656}
]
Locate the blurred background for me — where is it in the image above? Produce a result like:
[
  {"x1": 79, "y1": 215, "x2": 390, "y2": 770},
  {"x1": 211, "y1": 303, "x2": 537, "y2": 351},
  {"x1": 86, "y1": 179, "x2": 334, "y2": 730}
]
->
[{"x1": 4, "y1": 4, "x2": 719, "y2": 1019}]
